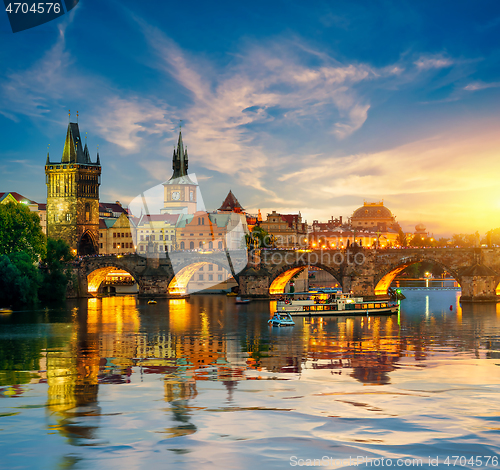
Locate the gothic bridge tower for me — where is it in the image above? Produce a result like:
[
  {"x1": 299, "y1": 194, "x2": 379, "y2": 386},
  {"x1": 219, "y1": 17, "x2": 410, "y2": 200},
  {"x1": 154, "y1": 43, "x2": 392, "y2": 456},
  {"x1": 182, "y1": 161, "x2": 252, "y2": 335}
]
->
[
  {"x1": 161, "y1": 130, "x2": 198, "y2": 215},
  {"x1": 45, "y1": 119, "x2": 101, "y2": 255}
]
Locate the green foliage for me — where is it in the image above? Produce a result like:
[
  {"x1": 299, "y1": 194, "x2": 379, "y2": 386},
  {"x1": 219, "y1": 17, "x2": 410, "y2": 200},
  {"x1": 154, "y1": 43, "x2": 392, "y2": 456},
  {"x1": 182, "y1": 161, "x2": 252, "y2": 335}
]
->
[
  {"x1": 0, "y1": 202, "x2": 46, "y2": 263},
  {"x1": 0, "y1": 253, "x2": 40, "y2": 306},
  {"x1": 401, "y1": 261, "x2": 445, "y2": 278},
  {"x1": 38, "y1": 239, "x2": 75, "y2": 302},
  {"x1": 396, "y1": 229, "x2": 407, "y2": 247},
  {"x1": 246, "y1": 226, "x2": 275, "y2": 249},
  {"x1": 450, "y1": 232, "x2": 480, "y2": 247},
  {"x1": 483, "y1": 228, "x2": 500, "y2": 247}
]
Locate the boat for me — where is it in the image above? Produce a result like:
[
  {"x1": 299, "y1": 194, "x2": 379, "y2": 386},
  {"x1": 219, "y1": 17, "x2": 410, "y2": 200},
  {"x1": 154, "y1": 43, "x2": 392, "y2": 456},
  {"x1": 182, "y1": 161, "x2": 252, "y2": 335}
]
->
[
  {"x1": 0, "y1": 308, "x2": 13, "y2": 315},
  {"x1": 235, "y1": 297, "x2": 251, "y2": 304},
  {"x1": 226, "y1": 292, "x2": 238, "y2": 297},
  {"x1": 148, "y1": 300, "x2": 157, "y2": 304},
  {"x1": 268, "y1": 311, "x2": 295, "y2": 327},
  {"x1": 275, "y1": 291, "x2": 398, "y2": 317}
]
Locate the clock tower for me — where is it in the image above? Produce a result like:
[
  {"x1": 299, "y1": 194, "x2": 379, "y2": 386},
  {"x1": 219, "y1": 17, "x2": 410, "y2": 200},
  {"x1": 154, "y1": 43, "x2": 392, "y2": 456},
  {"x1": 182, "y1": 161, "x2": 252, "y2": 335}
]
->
[{"x1": 161, "y1": 130, "x2": 198, "y2": 215}]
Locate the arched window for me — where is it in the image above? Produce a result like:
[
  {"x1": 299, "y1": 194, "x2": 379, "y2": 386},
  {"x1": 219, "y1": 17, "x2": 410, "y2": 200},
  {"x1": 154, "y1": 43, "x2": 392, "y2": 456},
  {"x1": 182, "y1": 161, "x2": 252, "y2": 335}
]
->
[
  {"x1": 218, "y1": 241, "x2": 223, "y2": 249},
  {"x1": 85, "y1": 203, "x2": 91, "y2": 222},
  {"x1": 180, "y1": 241, "x2": 185, "y2": 250},
  {"x1": 199, "y1": 241, "x2": 203, "y2": 248},
  {"x1": 208, "y1": 241, "x2": 213, "y2": 250},
  {"x1": 190, "y1": 241, "x2": 194, "y2": 249}
]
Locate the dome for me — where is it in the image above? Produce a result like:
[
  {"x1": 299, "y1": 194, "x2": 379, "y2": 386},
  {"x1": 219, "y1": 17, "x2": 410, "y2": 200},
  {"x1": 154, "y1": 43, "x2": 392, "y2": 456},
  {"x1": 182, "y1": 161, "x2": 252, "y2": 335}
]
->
[
  {"x1": 352, "y1": 203, "x2": 393, "y2": 219},
  {"x1": 415, "y1": 223, "x2": 426, "y2": 232}
]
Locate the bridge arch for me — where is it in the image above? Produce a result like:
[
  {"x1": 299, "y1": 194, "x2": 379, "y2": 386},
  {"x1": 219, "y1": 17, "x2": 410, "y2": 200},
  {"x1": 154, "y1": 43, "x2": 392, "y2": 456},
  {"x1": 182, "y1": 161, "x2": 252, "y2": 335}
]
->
[
  {"x1": 168, "y1": 260, "x2": 233, "y2": 296},
  {"x1": 86, "y1": 266, "x2": 140, "y2": 294},
  {"x1": 268, "y1": 263, "x2": 342, "y2": 295},
  {"x1": 374, "y1": 256, "x2": 461, "y2": 296}
]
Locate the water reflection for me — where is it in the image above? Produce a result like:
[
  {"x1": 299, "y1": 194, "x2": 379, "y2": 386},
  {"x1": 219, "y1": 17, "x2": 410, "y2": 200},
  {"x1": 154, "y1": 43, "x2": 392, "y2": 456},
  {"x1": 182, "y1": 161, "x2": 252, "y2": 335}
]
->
[{"x1": 1, "y1": 291, "x2": 500, "y2": 464}]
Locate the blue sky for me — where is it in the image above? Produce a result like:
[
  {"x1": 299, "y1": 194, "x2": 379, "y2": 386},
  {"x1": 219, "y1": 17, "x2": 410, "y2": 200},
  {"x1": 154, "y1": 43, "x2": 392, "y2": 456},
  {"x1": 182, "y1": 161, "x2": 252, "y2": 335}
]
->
[{"x1": 1, "y1": 0, "x2": 500, "y2": 236}]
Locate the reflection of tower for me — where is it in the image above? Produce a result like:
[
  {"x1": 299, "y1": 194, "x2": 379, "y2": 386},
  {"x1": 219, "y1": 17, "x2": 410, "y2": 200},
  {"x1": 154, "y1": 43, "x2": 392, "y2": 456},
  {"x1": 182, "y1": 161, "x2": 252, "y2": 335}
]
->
[
  {"x1": 46, "y1": 310, "x2": 101, "y2": 442},
  {"x1": 163, "y1": 375, "x2": 198, "y2": 438},
  {"x1": 161, "y1": 130, "x2": 198, "y2": 215},
  {"x1": 45, "y1": 119, "x2": 101, "y2": 255}
]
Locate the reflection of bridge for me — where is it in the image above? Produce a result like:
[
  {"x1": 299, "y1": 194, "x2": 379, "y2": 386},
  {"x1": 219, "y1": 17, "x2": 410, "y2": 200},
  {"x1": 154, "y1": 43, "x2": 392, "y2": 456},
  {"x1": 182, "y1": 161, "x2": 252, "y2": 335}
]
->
[{"x1": 75, "y1": 248, "x2": 500, "y2": 302}]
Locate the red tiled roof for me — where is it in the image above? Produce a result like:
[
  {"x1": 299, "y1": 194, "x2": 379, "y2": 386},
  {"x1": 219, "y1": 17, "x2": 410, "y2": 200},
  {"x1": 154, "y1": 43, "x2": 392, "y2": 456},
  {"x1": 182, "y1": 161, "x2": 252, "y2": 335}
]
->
[
  {"x1": 0, "y1": 192, "x2": 37, "y2": 204},
  {"x1": 218, "y1": 190, "x2": 244, "y2": 212},
  {"x1": 99, "y1": 202, "x2": 127, "y2": 214}
]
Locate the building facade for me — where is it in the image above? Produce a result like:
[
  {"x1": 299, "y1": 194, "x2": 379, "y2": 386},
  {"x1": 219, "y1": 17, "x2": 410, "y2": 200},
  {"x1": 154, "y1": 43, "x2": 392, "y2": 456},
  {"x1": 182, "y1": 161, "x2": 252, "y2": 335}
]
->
[
  {"x1": 45, "y1": 121, "x2": 101, "y2": 255},
  {"x1": 260, "y1": 210, "x2": 307, "y2": 248}
]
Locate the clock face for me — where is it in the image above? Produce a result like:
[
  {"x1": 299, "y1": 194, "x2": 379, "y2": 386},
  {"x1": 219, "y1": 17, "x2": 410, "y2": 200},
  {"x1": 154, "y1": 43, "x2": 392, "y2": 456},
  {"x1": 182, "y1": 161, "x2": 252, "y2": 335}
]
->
[{"x1": 172, "y1": 191, "x2": 180, "y2": 201}]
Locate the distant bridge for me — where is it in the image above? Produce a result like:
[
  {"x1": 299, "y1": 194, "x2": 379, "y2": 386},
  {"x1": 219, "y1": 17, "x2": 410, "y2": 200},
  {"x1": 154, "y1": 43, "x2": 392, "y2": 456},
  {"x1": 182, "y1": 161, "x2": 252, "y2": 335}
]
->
[{"x1": 74, "y1": 247, "x2": 500, "y2": 302}]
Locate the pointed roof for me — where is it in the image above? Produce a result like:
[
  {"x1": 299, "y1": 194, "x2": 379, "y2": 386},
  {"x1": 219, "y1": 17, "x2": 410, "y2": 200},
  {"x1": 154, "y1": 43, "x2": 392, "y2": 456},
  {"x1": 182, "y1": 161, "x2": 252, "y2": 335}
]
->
[
  {"x1": 62, "y1": 122, "x2": 86, "y2": 163},
  {"x1": 218, "y1": 190, "x2": 244, "y2": 212},
  {"x1": 84, "y1": 142, "x2": 91, "y2": 164},
  {"x1": 170, "y1": 130, "x2": 188, "y2": 179}
]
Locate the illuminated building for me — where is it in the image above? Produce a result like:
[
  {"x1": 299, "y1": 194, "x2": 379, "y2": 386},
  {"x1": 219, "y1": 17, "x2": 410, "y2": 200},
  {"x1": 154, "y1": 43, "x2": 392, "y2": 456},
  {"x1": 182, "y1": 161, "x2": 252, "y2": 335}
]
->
[
  {"x1": 350, "y1": 201, "x2": 399, "y2": 231},
  {"x1": 45, "y1": 119, "x2": 101, "y2": 255},
  {"x1": 136, "y1": 213, "x2": 179, "y2": 254},
  {"x1": 259, "y1": 210, "x2": 307, "y2": 248}
]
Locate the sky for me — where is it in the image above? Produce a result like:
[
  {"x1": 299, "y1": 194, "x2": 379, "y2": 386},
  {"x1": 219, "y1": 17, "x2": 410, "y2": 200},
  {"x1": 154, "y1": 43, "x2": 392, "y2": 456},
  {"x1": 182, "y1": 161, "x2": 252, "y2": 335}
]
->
[{"x1": 1, "y1": 0, "x2": 500, "y2": 237}]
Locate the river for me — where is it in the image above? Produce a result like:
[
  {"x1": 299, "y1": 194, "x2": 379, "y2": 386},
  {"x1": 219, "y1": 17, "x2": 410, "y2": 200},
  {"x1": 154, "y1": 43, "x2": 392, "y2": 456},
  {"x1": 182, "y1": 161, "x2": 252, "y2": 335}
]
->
[{"x1": 1, "y1": 287, "x2": 500, "y2": 469}]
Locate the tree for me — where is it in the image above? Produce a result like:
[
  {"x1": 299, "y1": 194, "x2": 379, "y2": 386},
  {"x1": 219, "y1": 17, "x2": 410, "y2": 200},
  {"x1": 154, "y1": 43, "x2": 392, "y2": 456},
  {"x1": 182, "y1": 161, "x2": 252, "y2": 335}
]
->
[
  {"x1": 246, "y1": 226, "x2": 275, "y2": 249},
  {"x1": 39, "y1": 239, "x2": 75, "y2": 302},
  {"x1": 0, "y1": 202, "x2": 46, "y2": 262},
  {"x1": 396, "y1": 229, "x2": 407, "y2": 247},
  {"x1": 0, "y1": 253, "x2": 40, "y2": 307}
]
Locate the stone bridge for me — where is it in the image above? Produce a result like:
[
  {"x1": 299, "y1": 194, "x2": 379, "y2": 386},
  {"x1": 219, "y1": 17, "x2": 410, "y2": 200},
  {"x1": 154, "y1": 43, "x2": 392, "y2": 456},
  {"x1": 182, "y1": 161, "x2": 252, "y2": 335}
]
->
[{"x1": 75, "y1": 247, "x2": 500, "y2": 302}]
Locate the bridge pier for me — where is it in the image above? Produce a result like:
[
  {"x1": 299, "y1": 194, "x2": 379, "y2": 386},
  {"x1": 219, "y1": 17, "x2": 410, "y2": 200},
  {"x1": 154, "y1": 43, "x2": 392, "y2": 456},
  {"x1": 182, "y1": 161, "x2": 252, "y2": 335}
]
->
[
  {"x1": 459, "y1": 264, "x2": 500, "y2": 303},
  {"x1": 239, "y1": 270, "x2": 270, "y2": 297}
]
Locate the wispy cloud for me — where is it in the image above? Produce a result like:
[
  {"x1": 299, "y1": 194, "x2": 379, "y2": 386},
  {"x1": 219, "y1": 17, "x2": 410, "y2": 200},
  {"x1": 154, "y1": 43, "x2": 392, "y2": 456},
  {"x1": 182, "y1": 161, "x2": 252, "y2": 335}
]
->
[
  {"x1": 464, "y1": 81, "x2": 500, "y2": 91},
  {"x1": 414, "y1": 55, "x2": 454, "y2": 70}
]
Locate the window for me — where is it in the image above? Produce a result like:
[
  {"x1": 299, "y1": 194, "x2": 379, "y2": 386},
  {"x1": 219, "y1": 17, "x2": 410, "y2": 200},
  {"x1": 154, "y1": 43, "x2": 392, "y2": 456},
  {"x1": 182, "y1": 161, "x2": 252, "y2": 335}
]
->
[
  {"x1": 218, "y1": 241, "x2": 223, "y2": 249},
  {"x1": 117, "y1": 233, "x2": 121, "y2": 238},
  {"x1": 180, "y1": 241, "x2": 185, "y2": 249},
  {"x1": 208, "y1": 265, "x2": 213, "y2": 271},
  {"x1": 100, "y1": 232, "x2": 103, "y2": 238},
  {"x1": 218, "y1": 265, "x2": 222, "y2": 271},
  {"x1": 100, "y1": 243, "x2": 103, "y2": 249},
  {"x1": 151, "y1": 235, "x2": 155, "y2": 241},
  {"x1": 190, "y1": 241, "x2": 194, "y2": 249},
  {"x1": 159, "y1": 245, "x2": 163, "y2": 251},
  {"x1": 199, "y1": 241, "x2": 203, "y2": 248},
  {"x1": 85, "y1": 203, "x2": 91, "y2": 222},
  {"x1": 113, "y1": 243, "x2": 116, "y2": 248},
  {"x1": 122, "y1": 233, "x2": 125, "y2": 237},
  {"x1": 140, "y1": 235, "x2": 144, "y2": 241},
  {"x1": 113, "y1": 233, "x2": 117, "y2": 238},
  {"x1": 140, "y1": 245, "x2": 145, "y2": 251},
  {"x1": 200, "y1": 266, "x2": 204, "y2": 271},
  {"x1": 66, "y1": 213, "x2": 71, "y2": 222},
  {"x1": 160, "y1": 235, "x2": 163, "y2": 241},
  {"x1": 209, "y1": 274, "x2": 213, "y2": 281},
  {"x1": 199, "y1": 274, "x2": 204, "y2": 281},
  {"x1": 209, "y1": 241, "x2": 213, "y2": 250},
  {"x1": 218, "y1": 275, "x2": 222, "y2": 281}
]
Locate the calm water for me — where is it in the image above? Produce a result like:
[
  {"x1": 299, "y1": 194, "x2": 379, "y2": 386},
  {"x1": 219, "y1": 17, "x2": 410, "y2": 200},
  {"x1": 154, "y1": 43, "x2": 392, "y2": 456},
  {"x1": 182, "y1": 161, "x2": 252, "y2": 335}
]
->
[{"x1": 1, "y1": 288, "x2": 500, "y2": 469}]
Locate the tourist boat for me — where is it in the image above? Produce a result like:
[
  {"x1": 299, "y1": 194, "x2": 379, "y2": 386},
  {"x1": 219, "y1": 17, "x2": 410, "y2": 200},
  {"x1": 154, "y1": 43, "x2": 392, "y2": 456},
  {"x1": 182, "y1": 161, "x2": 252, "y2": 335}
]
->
[
  {"x1": 226, "y1": 292, "x2": 238, "y2": 297},
  {"x1": 275, "y1": 291, "x2": 398, "y2": 317},
  {"x1": 235, "y1": 297, "x2": 251, "y2": 304},
  {"x1": 147, "y1": 300, "x2": 157, "y2": 305},
  {"x1": 268, "y1": 311, "x2": 295, "y2": 327}
]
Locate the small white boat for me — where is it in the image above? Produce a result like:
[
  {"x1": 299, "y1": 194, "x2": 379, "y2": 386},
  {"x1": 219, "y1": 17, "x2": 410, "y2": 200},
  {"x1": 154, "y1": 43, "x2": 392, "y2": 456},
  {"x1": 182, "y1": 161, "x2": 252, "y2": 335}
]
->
[
  {"x1": 268, "y1": 312, "x2": 295, "y2": 327},
  {"x1": 235, "y1": 297, "x2": 251, "y2": 304},
  {"x1": 148, "y1": 300, "x2": 157, "y2": 305}
]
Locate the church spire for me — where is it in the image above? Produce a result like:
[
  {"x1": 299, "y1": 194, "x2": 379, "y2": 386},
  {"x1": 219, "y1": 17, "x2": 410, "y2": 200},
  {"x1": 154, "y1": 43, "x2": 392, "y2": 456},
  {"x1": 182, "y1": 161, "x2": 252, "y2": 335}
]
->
[{"x1": 170, "y1": 129, "x2": 189, "y2": 179}]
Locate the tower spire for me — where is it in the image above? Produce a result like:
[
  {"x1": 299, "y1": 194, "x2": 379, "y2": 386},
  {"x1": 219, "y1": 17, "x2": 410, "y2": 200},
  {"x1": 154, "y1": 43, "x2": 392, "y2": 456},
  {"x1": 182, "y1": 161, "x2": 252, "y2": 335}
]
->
[{"x1": 170, "y1": 126, "x2": 188, "y2": 179}]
